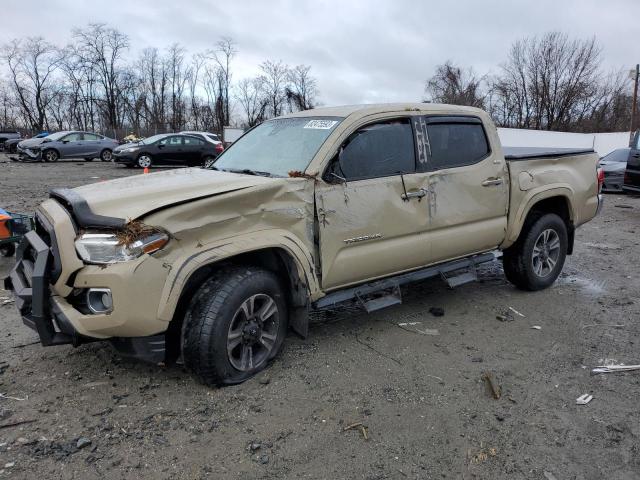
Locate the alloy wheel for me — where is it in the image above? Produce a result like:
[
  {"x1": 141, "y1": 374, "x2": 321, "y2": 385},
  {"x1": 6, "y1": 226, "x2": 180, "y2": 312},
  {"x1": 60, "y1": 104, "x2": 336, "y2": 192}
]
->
[
  {"x1": 531, "y1": 228, "x2": 561, "y2": 278},
  {"x1": 227, "y1": 293, "x2": 280, "y2": 372}
]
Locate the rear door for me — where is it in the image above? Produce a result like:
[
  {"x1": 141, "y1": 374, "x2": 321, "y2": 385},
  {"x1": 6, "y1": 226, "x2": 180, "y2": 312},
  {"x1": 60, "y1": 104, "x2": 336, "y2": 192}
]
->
[
  {"x1": 80, "y1": 133, "x2": 103, "y2": 157},
  {"x1": 315, "y1": 117, "x2": 431, "y2": 290},
  {"x1": 421, "y1": 116, "x2": 508, "y2": 263},
  {"x1": 182, "y1": 135, "x2": 206, "y2": 165}
]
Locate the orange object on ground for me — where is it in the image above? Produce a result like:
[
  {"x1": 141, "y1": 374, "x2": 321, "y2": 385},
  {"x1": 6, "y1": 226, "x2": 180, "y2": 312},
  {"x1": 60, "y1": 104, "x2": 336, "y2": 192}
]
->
[
  {"x1": 143, "y1": 167, "x2": 149, "y2": 174},
  {"x1": 0, "y1": 213, "x2": 10, "y2": 239}
]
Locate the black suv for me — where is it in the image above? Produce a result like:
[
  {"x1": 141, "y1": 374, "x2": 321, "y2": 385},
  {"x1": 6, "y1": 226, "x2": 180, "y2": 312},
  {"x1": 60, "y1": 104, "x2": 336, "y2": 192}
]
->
[{"x1": 623, "y1": 131, "x2": 640, "y2": 194}]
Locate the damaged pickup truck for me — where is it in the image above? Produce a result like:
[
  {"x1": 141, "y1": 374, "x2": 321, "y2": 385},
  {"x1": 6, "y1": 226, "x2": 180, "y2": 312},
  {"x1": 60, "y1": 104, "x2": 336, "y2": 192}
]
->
[{"x1": 5, "y1": 104, "x2": 604, "y2": 385}]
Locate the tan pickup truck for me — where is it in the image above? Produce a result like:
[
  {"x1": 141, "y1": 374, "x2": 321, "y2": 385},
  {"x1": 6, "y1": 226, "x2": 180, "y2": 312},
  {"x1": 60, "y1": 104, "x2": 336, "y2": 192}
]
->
[{"x1": 5, "y1": 104, "x2": 604, "y2": 385}]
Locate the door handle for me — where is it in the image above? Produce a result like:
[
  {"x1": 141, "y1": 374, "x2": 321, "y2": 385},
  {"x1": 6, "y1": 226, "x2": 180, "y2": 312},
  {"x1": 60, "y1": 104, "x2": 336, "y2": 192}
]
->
[
  {"x1": 482, "y1": 178, "x2": 503, "y2": 187},
  {"x1": 401, "y1": 187, "x2": 428, "y2": 200}
]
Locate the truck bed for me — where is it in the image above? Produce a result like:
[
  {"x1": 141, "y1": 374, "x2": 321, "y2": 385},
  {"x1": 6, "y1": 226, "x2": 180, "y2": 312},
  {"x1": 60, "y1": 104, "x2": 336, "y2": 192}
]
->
[{"x1": 503, "y1": 147, "x2": 594, "y2": 160}]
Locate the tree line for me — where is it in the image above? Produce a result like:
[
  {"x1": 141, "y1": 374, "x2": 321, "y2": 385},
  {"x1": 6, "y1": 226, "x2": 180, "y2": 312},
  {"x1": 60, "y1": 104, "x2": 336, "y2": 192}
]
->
[
  {"x1": 425, "y1": 32, "x2": 635, "y2": 133},
  {"x1": 0, "y1": 24, "x2": 318, "y2": 138}
]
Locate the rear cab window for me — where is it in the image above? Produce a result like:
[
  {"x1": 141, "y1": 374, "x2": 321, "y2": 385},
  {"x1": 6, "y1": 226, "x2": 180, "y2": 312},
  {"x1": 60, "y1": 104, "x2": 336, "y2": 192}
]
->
[{"x1": 413, "y1": 116, "x2": 490, "y2": 171}]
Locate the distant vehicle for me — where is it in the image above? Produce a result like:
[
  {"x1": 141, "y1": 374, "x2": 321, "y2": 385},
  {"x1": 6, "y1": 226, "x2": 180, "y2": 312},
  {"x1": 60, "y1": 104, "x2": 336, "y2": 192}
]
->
[
  {"x1": 599, "y1": 148, "x2": 629, "y2": 193},
  {"x1": 113, "y1": 133, "x2": 221, "y2": 168},
  {"x1": 17, "y1": 131, "x2": 118, "y2": 162},
  {"x1": 0, "y1": 130, "x2": 21, "y2": 151},
  {"x1": 623, "y1": 132, "x2": 640, "y2": 194},
  {"x1": 179, "y1": 130, "x2": 225, "y2": 157},
  {"x1": 4, "y1": 132, "x2": 48, "y2": 154}
]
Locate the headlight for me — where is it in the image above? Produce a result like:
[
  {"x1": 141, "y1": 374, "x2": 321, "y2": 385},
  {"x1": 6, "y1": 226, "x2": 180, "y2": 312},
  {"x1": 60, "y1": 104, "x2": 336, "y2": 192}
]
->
[{"x1": 75, "y1": 232, "x2": 169, "y2": 264}]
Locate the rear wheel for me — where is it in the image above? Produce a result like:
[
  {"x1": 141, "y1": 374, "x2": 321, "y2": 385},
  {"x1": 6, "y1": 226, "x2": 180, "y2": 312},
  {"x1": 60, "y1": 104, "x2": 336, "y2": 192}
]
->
[
  {"x1": 503, "y1": 213, "x2": 568, "y2": 291},
  {"x1": 182, "y1": 266, "x2": 287, "y2": 386},
  {"x1": 203, "y1": 156, "x2": 216, "y2": 168},
  {"x1": 137, "y1": 154, "x2": 152, "y2": 168},
  {"x1": 43, "y1": 149, "x2": 58, "y2": 162},
  {"x1": 0, "y1": 244, "x2": 16, "y2": 257},
  {"x1": 100, "y1": 149, "x2": 113, "y2": 162}
]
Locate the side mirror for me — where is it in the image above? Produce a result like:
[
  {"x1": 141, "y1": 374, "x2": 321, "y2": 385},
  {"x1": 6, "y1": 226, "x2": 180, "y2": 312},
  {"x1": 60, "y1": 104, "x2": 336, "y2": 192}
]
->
[{"x1": 62, "y1": 140, "x2": 69, "y2": 144}]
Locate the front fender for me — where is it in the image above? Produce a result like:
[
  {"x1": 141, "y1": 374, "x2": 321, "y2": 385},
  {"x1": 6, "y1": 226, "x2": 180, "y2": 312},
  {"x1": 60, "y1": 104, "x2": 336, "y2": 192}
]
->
[{"x1": 156, "y1": 229, "x2": 319, "y2": 321}]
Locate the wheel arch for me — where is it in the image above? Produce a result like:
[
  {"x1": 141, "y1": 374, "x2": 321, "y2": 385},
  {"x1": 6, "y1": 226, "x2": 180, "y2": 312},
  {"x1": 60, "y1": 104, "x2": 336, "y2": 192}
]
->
[
  {"x1": 163, "y1": 244, "x2": 314, "y2": 363},
  {"x1": 506, "y1": 189, "x2": 576, "y2": 254}
]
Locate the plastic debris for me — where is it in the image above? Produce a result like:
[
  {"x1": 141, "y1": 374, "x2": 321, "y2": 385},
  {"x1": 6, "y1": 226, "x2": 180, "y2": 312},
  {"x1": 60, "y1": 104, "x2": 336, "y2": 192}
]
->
[
  {"x1": 531, "y1": 326, "x2": 542, "y2": 330},
  {"x1": 576, "y1": 394, "x2": 593, "y2": 405},
  {"x1": 591, "y1": 364, "x2": 640, "y2": 375},
  {"x1": 508, "y1": 307, "x2": 525, "y2": 317}
]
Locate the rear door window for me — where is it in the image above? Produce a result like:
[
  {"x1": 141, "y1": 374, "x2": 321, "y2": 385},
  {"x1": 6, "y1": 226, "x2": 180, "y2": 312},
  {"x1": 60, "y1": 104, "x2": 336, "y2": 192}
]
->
[
  {"x1": 183, "y1": 136, "x2": 204, "y2": 146},
  {"x1": 333, "y1": 119, "x2": 416, "y2": 181},
  {"x1": 420, "y1": 119, "x2": 490, "y2": 170}
]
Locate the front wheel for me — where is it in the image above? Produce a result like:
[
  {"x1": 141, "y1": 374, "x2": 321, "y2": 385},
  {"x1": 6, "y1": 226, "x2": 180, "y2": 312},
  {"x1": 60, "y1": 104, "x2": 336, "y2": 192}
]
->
[
  {"x1": 503, "y1": 213, "x2": 568, "y2": 291},
  {"x1": 182, "y1": 266, "x2": 288, "y2": 386},
  {"x1": 137, "y1": 154, "x2": 152, "y2": 168},
  {"x1": 42, "y1": 149, "x2": 59, "y2": 162}
]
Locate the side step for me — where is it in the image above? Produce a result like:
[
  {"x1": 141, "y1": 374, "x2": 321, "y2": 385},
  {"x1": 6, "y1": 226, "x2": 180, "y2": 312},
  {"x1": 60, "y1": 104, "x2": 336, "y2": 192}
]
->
[
  {"x1": 314, "y1": 252, "x2": 497, "y2": 310},
  {"x1": 356, "y1": 285, "x2": 402, "y2": 313},
  {"x1": 441, "y1": 262, "x2": 478, "y2": 288}
]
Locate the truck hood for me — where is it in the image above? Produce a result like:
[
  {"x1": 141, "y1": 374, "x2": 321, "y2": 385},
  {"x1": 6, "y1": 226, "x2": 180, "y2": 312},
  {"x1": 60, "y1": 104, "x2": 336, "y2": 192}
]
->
[{"x1": 58, "y1": 168, "x2": 274, "y2": 226}]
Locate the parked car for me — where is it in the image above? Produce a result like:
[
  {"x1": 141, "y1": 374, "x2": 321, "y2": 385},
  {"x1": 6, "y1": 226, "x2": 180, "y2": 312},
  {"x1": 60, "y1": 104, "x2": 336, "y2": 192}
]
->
[
  {"x1": 598, "y1": 148, "x2": 629, "y2": 193},
  {"x1": 5, "y1": 103, "x2": 603, "y2": 386},
  {"x1": 17, "y1": 131, "x2": 118, "y2": 162},
  {"x1": 5, "y1": 132, "x2": 48, "y2": 154},
  {"x1": 0, "y1": 130, "x2": 21, "y2": 151},
  {"x1": 113, "y1": 133, "x2": 220, "y2": 168},
  {"x1": 623, "y1": 131, "x2": 640, "y2": 194},
  {"x1": 179, "y1": 131, "x2": 225, "y2": 159}
]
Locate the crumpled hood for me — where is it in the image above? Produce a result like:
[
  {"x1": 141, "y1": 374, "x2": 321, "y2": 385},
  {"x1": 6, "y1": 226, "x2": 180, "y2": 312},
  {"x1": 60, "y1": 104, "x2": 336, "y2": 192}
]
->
[
  {"x1": 19, "y1": 137, "x2": 46, "y2": 149},
  {"x1": 70, "y1": 168, "x2": 275, "y2": 221}
]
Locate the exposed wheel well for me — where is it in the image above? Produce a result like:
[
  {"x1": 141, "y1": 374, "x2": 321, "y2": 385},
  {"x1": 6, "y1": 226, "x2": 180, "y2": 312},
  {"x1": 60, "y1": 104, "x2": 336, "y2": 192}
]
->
[
  {"x1": 521, "y1": 196, "x2": 575, "y2": 254},
  {"x1": 164, "y1": 248, "x2": 309, "y2": 363}
]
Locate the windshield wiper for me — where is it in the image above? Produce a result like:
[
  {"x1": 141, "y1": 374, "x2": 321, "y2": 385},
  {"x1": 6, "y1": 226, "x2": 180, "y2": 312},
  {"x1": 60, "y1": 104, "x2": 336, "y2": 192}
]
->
[{"x1": 228, "y1": 168, "x2": 274, "y2": 177}]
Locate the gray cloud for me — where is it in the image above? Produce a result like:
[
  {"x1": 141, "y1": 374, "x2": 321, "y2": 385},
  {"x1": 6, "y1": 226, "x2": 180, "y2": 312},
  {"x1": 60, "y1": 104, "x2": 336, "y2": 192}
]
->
[{"x1": 1, "y1": 0, "x2": 637, "y2": 107}]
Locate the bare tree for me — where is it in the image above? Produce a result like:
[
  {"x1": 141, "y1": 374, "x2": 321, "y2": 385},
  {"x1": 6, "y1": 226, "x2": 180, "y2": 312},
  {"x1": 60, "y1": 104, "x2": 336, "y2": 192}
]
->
[
  {"x1": 489, "y1": 32, "x2": 603, "y2": 130},
  {"x1": 1, "y1": 37, "x2": 61, "y2": 130},
  {"x1": 236, "y1": 77, "x2": 268, "y2": 127},
  {"x1": 285, "y1": 64, "x2": 317, "y2": 112},
  {"x1": 260, "y1": 60, "x2": 288, "y2": 118},
  {"x1": 73, "y1": 24, "x2": 129, "y2": 136},
  {"x1": 213, "y1": 37, "x2": 236, "y2": 127},
  {"x1": 425, "y1": 61, "x2": 485, "y2": 108},
  {"x1": 167, "y1": 43, "x2": 188, "y2": 131}
]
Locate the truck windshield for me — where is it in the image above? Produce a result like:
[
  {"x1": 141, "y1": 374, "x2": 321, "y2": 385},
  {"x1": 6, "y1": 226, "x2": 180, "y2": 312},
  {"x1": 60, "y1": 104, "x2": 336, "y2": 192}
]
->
[{"x1": 212, "y1": 117, "x2": 343, "y2": 177}]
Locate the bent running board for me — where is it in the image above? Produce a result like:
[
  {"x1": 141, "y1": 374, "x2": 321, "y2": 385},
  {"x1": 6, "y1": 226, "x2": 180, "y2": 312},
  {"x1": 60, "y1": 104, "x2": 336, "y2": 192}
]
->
[{"x1": 313, "y1": 252, "x2": 497, "y2": 310}]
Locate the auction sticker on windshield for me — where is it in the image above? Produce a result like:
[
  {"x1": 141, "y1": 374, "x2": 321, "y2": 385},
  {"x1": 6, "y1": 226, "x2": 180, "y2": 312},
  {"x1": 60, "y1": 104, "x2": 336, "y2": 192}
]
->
[{"x1": 304, "y1": 120, "x2": 338, "y2": 129}]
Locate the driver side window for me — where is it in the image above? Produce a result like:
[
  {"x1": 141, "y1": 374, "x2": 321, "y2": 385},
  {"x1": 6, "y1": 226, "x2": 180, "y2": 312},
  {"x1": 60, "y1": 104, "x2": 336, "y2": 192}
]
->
[{"x1": 328, "y1": 119, "x2": 415, "y2": 182}]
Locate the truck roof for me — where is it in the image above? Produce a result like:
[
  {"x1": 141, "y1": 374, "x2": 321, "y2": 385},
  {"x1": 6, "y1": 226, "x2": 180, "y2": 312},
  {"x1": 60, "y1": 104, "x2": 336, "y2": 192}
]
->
[{"x1": 281, "y1": 103, "x2": 486, "y2": 119}]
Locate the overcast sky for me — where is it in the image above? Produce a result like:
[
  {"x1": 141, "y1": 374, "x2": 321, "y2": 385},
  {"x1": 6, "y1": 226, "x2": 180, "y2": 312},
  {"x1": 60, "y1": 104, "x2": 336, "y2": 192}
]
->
[{"x1": 2, "y1": 0, "x2": 638, "y2": 107}]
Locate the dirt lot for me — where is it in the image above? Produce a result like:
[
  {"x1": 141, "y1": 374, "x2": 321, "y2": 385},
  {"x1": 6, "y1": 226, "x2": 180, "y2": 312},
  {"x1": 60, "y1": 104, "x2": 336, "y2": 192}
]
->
[{"x1": 0, "y1": 154, "x2": 639, "y2": 480}]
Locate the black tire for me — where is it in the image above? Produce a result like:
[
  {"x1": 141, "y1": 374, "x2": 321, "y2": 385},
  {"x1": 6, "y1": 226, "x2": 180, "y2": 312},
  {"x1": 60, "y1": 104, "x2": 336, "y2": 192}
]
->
[
  {"x1": 42, "y1": 149, "x2": 59, "y2": 162},
  {"x1": 182, "y1": 266, "x2": 288, "y2": 386},
  {"x1": 100, "y1": 149, "x2": 113, "y2": 162},
  {"x1": 84, "y1": 158, "x2": 93, "y2": 162},
  {"x1": 503, "y1": 213, "x2": 568, "y2": 291},
  {"x1": 0, "y1": 243, "x2": 16, "y2": 257},
  {"x1": 136, "y1": 154, "x2": 152, "y2": 169},
  {"x1": 202, "y1": 156, "x2": 216, "y2": 168}
]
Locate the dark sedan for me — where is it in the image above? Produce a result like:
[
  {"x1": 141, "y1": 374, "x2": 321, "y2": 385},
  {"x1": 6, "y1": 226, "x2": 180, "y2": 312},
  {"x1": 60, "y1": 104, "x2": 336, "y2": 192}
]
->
[
  {"x1": 599, "y1": 148, "x2": 629, "y2": 193},
  {"x1": 623, "y1": 132, "x2": 640, "y2": 194},
  {"x1": 113, "y1": 133, "x2": 220, "y2": 168}
]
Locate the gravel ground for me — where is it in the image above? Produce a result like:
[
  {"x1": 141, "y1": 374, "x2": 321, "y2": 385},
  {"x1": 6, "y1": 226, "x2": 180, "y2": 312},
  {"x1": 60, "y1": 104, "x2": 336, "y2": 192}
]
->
[{"x1": 0, "y1": 154, "x2": 639, "y2": 479}]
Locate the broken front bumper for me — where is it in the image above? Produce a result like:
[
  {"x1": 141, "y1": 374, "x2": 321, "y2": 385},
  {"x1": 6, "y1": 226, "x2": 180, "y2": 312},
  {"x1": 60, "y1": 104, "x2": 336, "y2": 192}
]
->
[{"x1": 3, "y1": 205, "x2": 171, "y2": 362}]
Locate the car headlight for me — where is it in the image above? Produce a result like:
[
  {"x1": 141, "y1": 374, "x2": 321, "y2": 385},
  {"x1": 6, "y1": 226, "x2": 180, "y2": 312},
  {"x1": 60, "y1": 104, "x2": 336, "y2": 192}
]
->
[{"x1": 75, "y1": 232, "x2": 169, "y2": 264}]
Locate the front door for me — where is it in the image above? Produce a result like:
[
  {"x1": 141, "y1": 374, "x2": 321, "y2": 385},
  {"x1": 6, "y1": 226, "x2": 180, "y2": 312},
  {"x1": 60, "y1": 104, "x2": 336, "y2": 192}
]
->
[
  {"x1": 157, "y1": 136, "x2": 184, "y2": 164},
  {"x1": 420, "y1": 116, "x2": 508, "y2": 263},
  {"x1": 315, "y1": 118, "x2": 431, "y2": 290},
  {"x1": 58, "y1": 132, "x2": 85, "y2": 158}
]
